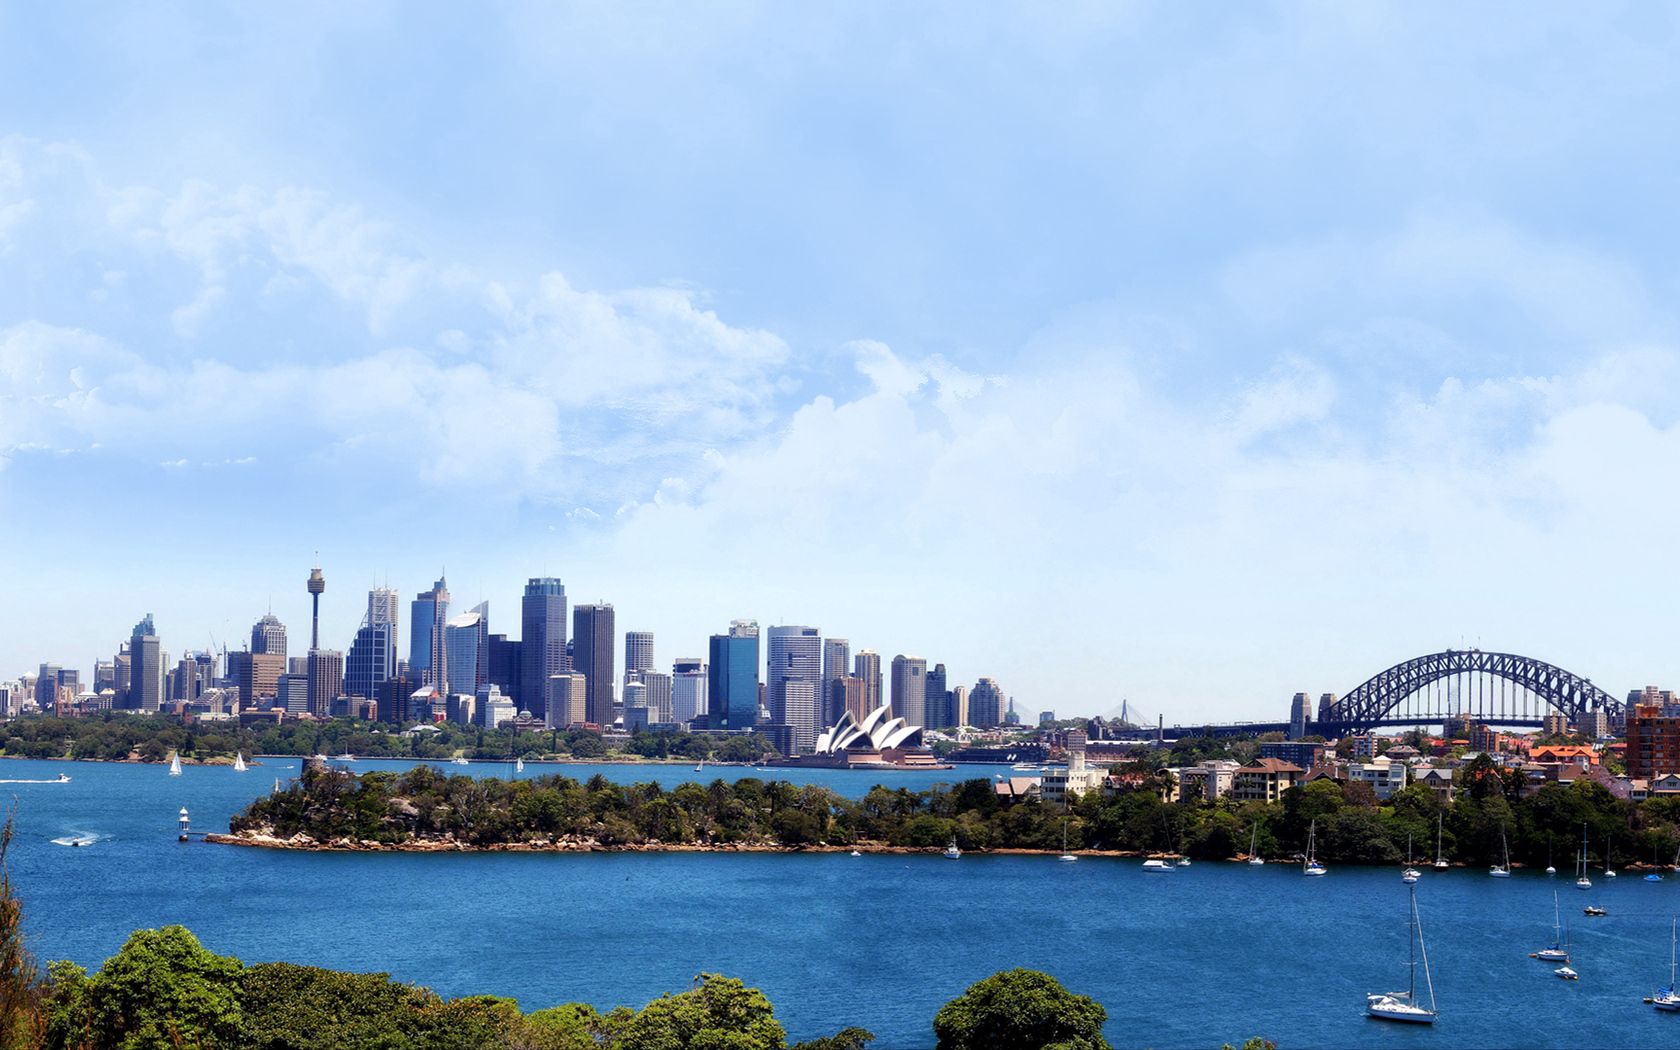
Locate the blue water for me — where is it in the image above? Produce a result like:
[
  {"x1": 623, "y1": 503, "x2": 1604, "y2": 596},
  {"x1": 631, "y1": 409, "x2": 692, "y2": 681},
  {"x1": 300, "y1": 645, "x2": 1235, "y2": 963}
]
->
[{"x1": 9, "y1": 756, "x2": 1680, "y2": 1048}]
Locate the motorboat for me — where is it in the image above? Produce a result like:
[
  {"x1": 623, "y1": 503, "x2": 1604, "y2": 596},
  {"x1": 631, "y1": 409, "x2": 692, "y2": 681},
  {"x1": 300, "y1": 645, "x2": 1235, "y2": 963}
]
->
[
  {"x1": 1176, "y1": 857, "x2": 1191, "y2": 867},
  {"x1": 1366, "y1": 884, "x2": 1437, "y2": 1023},
  {"x1": 943, "y1": 837, "x2": 961, "y2": 859},
  {"x1": 849, "y1": 849, "x2": 862, "y2": 858},
  {"x1": 1555, "y1": 966, "x2": 1579, "y2": 981},
  {"x1": 1584, "y1": 906, "x2": 1607, "y2": 917},
  {"x1": 1141, "y1": 859, "x2": 1174, "y2": 873}
]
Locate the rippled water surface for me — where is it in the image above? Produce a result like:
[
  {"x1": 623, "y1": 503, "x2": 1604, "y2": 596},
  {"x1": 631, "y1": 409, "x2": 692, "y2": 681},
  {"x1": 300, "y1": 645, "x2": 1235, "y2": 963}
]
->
[{"x1": 9, "y1": 757, "x2": 1680, "y2": 1048}]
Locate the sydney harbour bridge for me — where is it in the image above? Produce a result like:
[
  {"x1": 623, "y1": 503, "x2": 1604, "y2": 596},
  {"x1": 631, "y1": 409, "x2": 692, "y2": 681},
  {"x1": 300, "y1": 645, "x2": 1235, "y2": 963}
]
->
[{"x1": 1154, "y1": 649, "x2": 1626, "y2": 740}]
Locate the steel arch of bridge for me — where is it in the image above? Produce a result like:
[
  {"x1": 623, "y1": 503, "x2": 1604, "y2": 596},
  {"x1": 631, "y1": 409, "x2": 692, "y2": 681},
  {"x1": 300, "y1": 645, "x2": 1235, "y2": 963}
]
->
[{"x1": 1324, "y1": 649, "x2": 1621, "y2": 733}]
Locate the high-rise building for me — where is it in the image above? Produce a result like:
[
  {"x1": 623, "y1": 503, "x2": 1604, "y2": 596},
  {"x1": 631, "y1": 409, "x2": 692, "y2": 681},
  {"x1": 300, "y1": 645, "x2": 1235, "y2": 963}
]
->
[
  {"x1": 444, "y1": 602, "x2": 489, "y2": 698},
  {"x1": 709, "y1": 621, "x2": 760, "y2": 731},
  {"x1": 130, "y1": 614, "x2": 163, "y2": 711},
  {"x1": 545, "y1": 672, "x2": 588, "y2": 729},
  {"x1": 113, "y1": 646, "x2": 131, "y2": 706},
  {"x1": 639, "y1": 670, "x2": 673, "y2": 724},
  {"x1": 822, "y1": 638, "x2": 850, "y2": 725},
  {"x1": 306, "y1": 648, "x2": 343, "y2": 717},
  {"x1": 520, "y1": 577, "x2": 567, "y2": 718},
  {"x1": 251, "y1": 614, "x2": 287, "y2": 659},
  {"x1": 35, "y1": 663, "x2": 61, "y2": 710},
  {"x1": 672, "y1": 658, "x2": 708, "y2": 726},
  {"x1": 345, "y1": 620, "x2": 398, "y2": 705},
  {"x1": 1627, "y1": 702, "x2": 1680, "y2": 778},
  {"x1": 572, "y1": 603, "x2": 616, "y2": 726},
  {"x1": 306, "y1": 562, "x2": 326, "y2": 650},
  {"x1": 487, "y1": 634, "x2": 523, "y2": 702},
  {"x1": 890, "y1": 655, "x2": 927, "y2": 727},
  {"x1": 951, "y1": 684, "x2": 968, "y2": 727},
  {"x1": 968, "y1": 678, "x2": 1004, "y2": 729},
  {"x1": 768, "y1": 626, "x2": 822, "y2": 752},
  {"x1": 854, "y1": 650, "x2": 882, "y2": 712},
  {"x1": 367, "y1": 586, "x2": 400, "y2": 628},
  {"x1": 624, "y1": 631, "x2": 655, "y2": 681},
  {"x1": 409, "y1": 576, "x2": 450, "y2": 689},
  {"x1": 925, "y1": 662, "x2": 951, "y2": 729},
  {"x1": 229, "y1": 651, "x2": 285, "y2": 708},
  {"x1": 833, "y1": 676, "x2": 867, "y2": 723}
]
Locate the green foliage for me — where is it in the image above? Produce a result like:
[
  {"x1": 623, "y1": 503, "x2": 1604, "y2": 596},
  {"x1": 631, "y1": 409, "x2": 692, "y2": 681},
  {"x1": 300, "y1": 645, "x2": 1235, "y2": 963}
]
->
[
  {"x1": 932, "y1": 969, "x2": 1108, "y2": 1050},
  {"x1": 82, "y1": 926, "x2": 245, "y2": 1049},
  {"x1": 599, "y1": 973, "x2": 786, "y2": 1050},
  {"x1": 0, "y1": 813, "x2": 43, "y2": 1050}
]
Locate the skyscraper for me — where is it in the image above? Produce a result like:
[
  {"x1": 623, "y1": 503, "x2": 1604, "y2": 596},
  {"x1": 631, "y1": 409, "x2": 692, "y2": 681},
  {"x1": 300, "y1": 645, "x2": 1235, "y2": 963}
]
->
[
  {"x1": 891, "y1": 655, "x2": 927, "y2": 727},
  {"x1": 251, "y1": 614, "x2": 287, "y2": 659},
  {"x1": 624, "y1": 631, "x2": 654, "y2": 683},
  {"x1": 969, "y1": 677, "x2": 1005, "y2": 729},
  {"x1": 708, "y1": 620, "x2": 759, "y2": 731},
  {"x1": 767, "y1": 626, "x2": 822, "y2": 752},
  {"x1": 821, "y1": 637, "x2": 850, "y2": 726},
  {"x1": 345, "y1": 619, "x2": 398, "y2": 705},
  {"x1": 306, "y1": 648, "x2": 344, "y2": 717},
  {"x1": 925, "y1": 662, "x2": 951, "y2": 729},
  {"x1": 854, "y1": 650, "x2": 882, "y2": 712},
  {"x1": 409, "y1": 576, "x2": 450, "y2": 689},
  {"x1": 306, "y1": 561, "x2": 326, "y2": 650},
  {"x1": 520, "y1": 577, "x2": 567, "y2": 718},
  {"x1": 444, "y1": 603, "x2": 489, "y2": 698},
  {"x1": 367, "y1": 586, "x2": 400, "y2": 628},
  {"x1": 130, "y1": 615, "x2": 162, "y2": 711},
  {"x1": 672, "y1": 658, "x2": 708, "y2": 726},
  {"x1": 572, "y1": 603, "x2": 616, "y2": 727}
]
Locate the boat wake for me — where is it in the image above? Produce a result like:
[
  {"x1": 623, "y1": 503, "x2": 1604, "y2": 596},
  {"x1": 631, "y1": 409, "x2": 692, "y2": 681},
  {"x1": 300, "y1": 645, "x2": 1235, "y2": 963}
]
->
[
  {"x1": 51, "y1": 833, "x2": 102, "y2": 848},
  {"x1": 0, "y1": 775, "x2": 72, "y2": 784}
]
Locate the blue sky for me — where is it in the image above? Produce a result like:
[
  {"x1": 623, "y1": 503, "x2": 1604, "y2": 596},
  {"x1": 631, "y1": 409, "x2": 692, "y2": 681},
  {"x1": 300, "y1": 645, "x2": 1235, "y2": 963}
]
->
[{"x1": 4, "y1": 3, "x2": 1680, "y2": 721}]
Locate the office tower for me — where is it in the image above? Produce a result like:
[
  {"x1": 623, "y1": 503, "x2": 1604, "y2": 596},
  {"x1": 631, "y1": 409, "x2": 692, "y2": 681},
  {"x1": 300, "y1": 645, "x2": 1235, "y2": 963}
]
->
[
  {"x1": 767, "y1": 626, "x2": 822, "y2": 752},
  {"x1": 708, "y1": 621, "x2": 760, "y2": 731},
  {"x1": 832, "y1": 676, "x2": 867, "y2": 723},
  {"x1": 640, "y1": 670, "x2": 673, "y2": 724},
  {"x1": 890, "y1": 655, "x2": 927, "y2": 727},
  {"x1": 444, "y1": 602, "x2": 489, "y2": 697},
  {"x1": 377, "y1": 674, "x2": 414, "y2": 724},
  {"x1": 409, "y1": 576, "x2": 450, "y2": 689},
  {"x1": 624, "y1": 631, "x2": 654, "y2": 681},
  {"x1": 278, "y1": 672, "x2": 310, "y2": 714},
  {"x1": 822, "y1": 638, "x2": 850, "y2": 726},
  {"x1": 113, "y1": 646, "x2": 131, "y2": 706},
  {"x1": 229, "y1": 651, "x2": 284, "y2": 708},
  {"x1": 173, "y1": 656, "x2": 199, "y2": 702},
  {"x1": 672, "y1": 659, "x2": 708, "y2": 726},
  {"x1": 545, "y1": 672, "x2": 588, "y2": 729},
  {"x1": 307, "y1": 562, "x2": 326, "y2": 650},
  {"x1": 924, "y1": 663, "x2": 951, "y2": 729},
  {"x1": 366, "y1": 585, "x2": 399, "y2": 627},
  {"x1": 477, "y1": 684, "x2": 515, "y2": 729},
  {"x1": 288, "y1": 656, "x2": 309, "y2": 675},
  {"x1": 93, "y1": 659, "x2": 115, "y2": 694},
  {"x1": 487, "y1": 634, "x2": 523, "y2": 701},
  {"x1": 129, "y1": 614, "x2": 162, "y2": 711},
  {"x1": 35, "y1": 663, "x2": 61, "y2": 710},
  {"x1": 951, "y1": 684, "x2": 968, "y2": 727},
  {"x1": 520, "y1": 577, "x2": 567, "y2": 718},
  {"x1": 306, "y1": 648, "x2": 343, "y2": 717},
  {"x1": 345, "y1": 606, "x2": 399, "y2": 704},
  {"x1": 969, "y1": 677, "x2": 1005, "y2": 728},
  {"x1": 854, "y1": 650, "x2": 882, "y2": 711},
  {"x1": 623, "y1": 679, "x2": 648, "y2": 730},
  {"x1": 251, "y1": 614, "x2": 287, "y2": 659},
  {"x1": 572, "y1": 603, "x2": 616, "y2": 726}
]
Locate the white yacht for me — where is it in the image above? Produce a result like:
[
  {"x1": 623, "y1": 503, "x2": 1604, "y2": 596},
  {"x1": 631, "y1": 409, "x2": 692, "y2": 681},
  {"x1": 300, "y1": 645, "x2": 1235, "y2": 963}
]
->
[
  {"x1": 1367, "y1": 885, "x2": 1437, "y2": 1023},
  {"x1": 1303, "y1": 818, "x2": 1327, "y2": 877},
  {"x1": 943, "y1": 837, "x2": 961, "y2": 859},
  {"x1": 1652, "y1": 918, "x2": 1680, "y2": 1012},
  {"x1": 233, "y1": 752, "x2": 248, "y2": 772},
  {"x1": 1058, "y1": 822, "x2": 1077, "y2": 863},
  {"x1": 167, "y1": 752, "x2": 183, "y2": 777},
  {"x1": 1141, "y1": 858, "x2": 1174, "y2": 873},
  {"x1": 1433, "y1": 813, "x2": 1449, "y2": 870},
  {"x1": 1576, "y1": 826, "x2": 1593, "y2": 890},
  {"x1": 1402, "y1": 833, "x2": 1421, "y2": 883},
  {"x1": 1248, "y1": 823, "x2": 1264, "y2": 866},
  {"x1": 1490, "y1": 827, "x2": 1512, "y2": 878},
  {"x1": 1532, "y1": 893, "x2": 1570, "y2": 963}
]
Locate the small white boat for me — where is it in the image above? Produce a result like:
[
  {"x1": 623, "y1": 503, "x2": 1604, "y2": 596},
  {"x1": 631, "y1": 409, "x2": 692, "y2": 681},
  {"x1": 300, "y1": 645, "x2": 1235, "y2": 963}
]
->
[
  {"x1": 167, "y1": 752, "x2": 182, "y2": 777},
  {"x1": 515, "y1": 757, "x2": 525, "y2": 773},
  {"x1": 1141, "y1": 858, "x2": 1174, "y2": 873},
  {"x1": 694, "y1": 758, "x2": 705, "y2": 773},
  {"x1": 1490, "y1": 826, "x2": 1512, "y2": 878},
  {"x1": 849, "y1": 849, "x2": 862, "y2": 858},
  {"x1": 1367, "y1": 884, "x2": 1437, "y2": 1023},
  {"x1": 233, "y1": 753, "x2": 248, "y2": 772},
  {"x1": 1248, "y1": 823, "x2": 1264, "y2": 866},
  {"x1": 943, "y1": 837, "x2": 961, "y2": 859},
  {"x1": 1651, "y1": 917, "x2": 1680, "y2": 1012},
  {"x1": 1584, "y1": 906, "x2": 1606, "y2": 917},
  {"x1": 451, "y1": 756, "x2": 470, "y2": 766},
  {"x1": 1304, "y1": 818, "x2": 1327, "y2": 877},
  {"x1": 1555, "y1": 965, "x2": 1579, "y2": 981},
  {"x1": 1605, "y1": 836, "x2": 1618, "y2": 878},
  {"x1": 272, "y1": 778, "x2": 283, "y2": 793},
  {"x1": 1532, "y1": 893, "x2": 1570, "y2": 963},
  {"x1": 336, "y1": 753, "x2": 355, "y2": 762},
  {"x1": 1176, "y1": 857, "x2": 1191, "y2": 867},
  {"x1": 1058, "y1": 822, "x2": 1077, "y2": 862},
  {"x1": 1433, "y1": 813, "x2": 1449, "y2": 870},
  {"x1": 1402, "y1": 833, "x2": 1420, "y2": 883},
  {"x1": 57, "y1": 773, "x2": 70, "y2": 783},
  {"x1": 1576, "y1": 826, "x2": 1593, "y2": 890}
]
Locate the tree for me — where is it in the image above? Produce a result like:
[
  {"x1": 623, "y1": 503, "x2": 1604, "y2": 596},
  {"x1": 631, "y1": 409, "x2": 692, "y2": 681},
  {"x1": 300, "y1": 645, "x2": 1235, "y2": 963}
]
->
[
  {"x1": 84, "y1": 926, "x2": 244, "y2": 1049},
  {"x1": 599, "y1": 974, "x2": 786, "y2": 1050},
  {"x1": 0, "y1": 813, "x2": 44, "y2": 1050},
  {"x1": 932, "y1": 969, "x2": 1108, "y2": 1050},
  {"x1": 791, "y1": 1028, "x2": 875, "y2": 1050}
]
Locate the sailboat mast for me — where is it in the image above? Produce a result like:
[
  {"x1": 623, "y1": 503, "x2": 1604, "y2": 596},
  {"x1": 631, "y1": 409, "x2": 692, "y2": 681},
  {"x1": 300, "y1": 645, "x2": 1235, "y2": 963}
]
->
[
  {"x1": 1415, "y1": 887, "x2": 1437, "y2": 1013},
  {"x1": 1408, "y1": 887, "x2": 1418, "y2": 1001}
]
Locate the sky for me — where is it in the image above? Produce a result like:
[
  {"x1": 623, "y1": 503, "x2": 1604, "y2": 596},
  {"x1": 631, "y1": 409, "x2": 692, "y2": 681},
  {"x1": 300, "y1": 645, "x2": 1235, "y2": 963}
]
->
[{"x1": 4, "y1": 3, "x2": 1680, "y2": 723}]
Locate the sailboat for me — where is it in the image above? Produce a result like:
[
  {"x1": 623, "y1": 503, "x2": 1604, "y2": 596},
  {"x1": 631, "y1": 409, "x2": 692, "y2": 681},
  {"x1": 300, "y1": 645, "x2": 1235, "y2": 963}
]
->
[
  {"x1": 1531, "y1": 892, "x2": 1570, "y2": 963},
  {"x1": 694, "y1": 757, "x2": 705, "y2": 773},
  {"x1": 1401, "y1": 833, "x2": 1421, "y2": 883},
  {"x1": 515, "y1": 757, "x2": 524, "y2": 773},
  {"x1": 1059, "y1": 820, "x2": 1077, "y2": 863},
  {"x1": 1576, "y1": 826, "x2": 1593, "y2": 890},
  {"x1": 1651, "y1": 917, "x2": 1680, "y2": 1011},
  {"x1": 167, "y1": 751, "x2": 183, "y2": 776},
  {"x1": 1248, "y1": 823, "x2": 1265, "y2": 866},
  {"x1": 1546, "y1": 840, "x2": 1557, "y2": 876},
  {"x1": 1490, "y1": 826, "x2": 1512, "y2": 878},
  {"x1": 1304, "y1": 818, "x2": 1327, "y2": 877},
  {"x1": 1649, "y1": 844, "x2": 1665, "y2": 882},
  {"x1": 272, "y1": 777, "x2": 282, "y2": 793},
  {"x1": 1366, "y1": 884, "x2": 1437, "y2": 1023},
  {"x1": 1605, "y1": 836, "x2": 1618, "y2": 878},
  {"x1": 233, "y1": 752, "x2": 248, "y2": 772},
  {"x1": 1433, "y1": 813, "x2": 1449, "y2": 870}
]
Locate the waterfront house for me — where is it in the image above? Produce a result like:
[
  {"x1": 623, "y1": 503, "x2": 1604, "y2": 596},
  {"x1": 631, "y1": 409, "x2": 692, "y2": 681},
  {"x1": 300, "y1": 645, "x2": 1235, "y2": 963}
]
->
[
  {"x1": 1413, "y1": 766, "x2": 1454, "y2": 804},
  {"x1": 1231, "y1": 759, "x2": 1304, "y2": 803},
  {"x1": 1346, "y1": 755, "x2": 1409, "y2": 800}
]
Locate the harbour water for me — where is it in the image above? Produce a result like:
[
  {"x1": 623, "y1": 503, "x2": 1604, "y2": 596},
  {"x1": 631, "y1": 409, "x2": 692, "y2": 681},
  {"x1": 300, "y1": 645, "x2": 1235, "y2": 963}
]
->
[{"x1": 9, "y1": 756, "x2": 1680, "y2": 1048}]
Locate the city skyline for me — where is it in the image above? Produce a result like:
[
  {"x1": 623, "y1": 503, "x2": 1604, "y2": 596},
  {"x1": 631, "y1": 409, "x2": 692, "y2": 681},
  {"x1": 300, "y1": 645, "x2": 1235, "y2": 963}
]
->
[{"x1": 7, "y1": 8, "x2": 1680, "y2": 719}]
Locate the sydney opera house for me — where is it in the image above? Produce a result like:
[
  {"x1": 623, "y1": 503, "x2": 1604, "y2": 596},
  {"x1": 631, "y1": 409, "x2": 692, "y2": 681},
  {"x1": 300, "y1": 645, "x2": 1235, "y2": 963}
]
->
[{"x1": 778, "y1": 703, "x2": 949, "y2": 769}]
